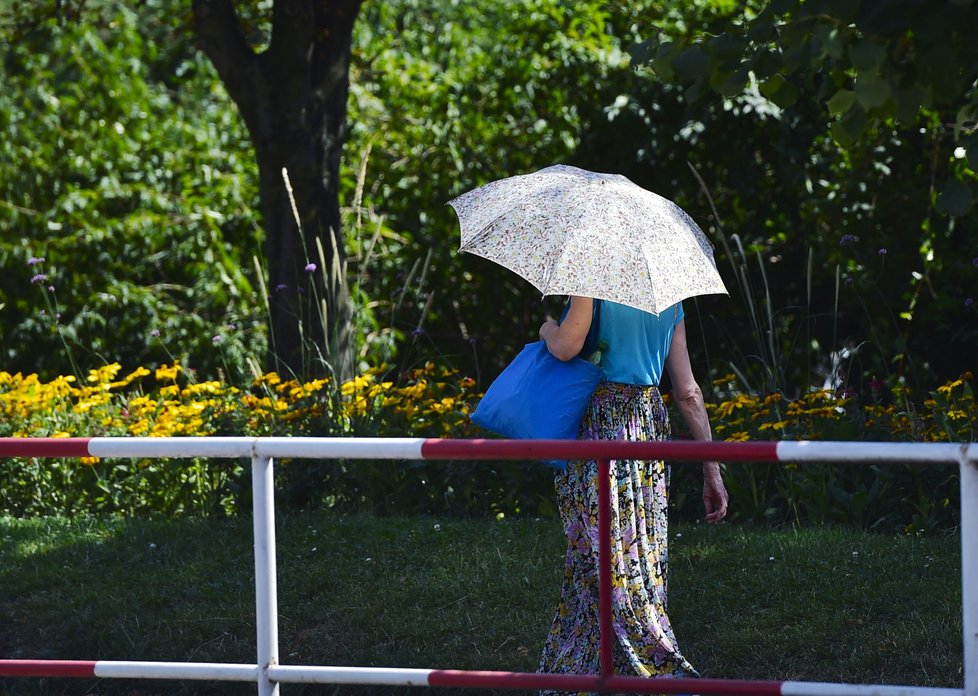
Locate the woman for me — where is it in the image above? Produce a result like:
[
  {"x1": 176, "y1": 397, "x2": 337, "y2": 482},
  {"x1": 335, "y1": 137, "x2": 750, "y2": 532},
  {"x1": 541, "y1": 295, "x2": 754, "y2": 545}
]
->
[{"x1": 537, "y1": 294, "x2": 728, "y2": 691}]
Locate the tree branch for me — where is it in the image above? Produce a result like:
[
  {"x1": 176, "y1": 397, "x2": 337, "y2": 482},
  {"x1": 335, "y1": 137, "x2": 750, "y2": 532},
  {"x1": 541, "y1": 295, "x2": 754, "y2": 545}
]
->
[{"x1": 192, "y1": 0, "x2": 263, "y2": 129}]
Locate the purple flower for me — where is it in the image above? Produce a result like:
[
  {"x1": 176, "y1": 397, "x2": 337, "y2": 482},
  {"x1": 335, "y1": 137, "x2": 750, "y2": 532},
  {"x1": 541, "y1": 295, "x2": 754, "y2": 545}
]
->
[
  {"x1": 844, "y1": 276, "x2": 854, "y2": 287},
  {"x1": 47, "y1": 285, "x2": 55, "y2": 292},
  {"x1": 839, "y1": 234, "x2": 858, "y2": 246},
  {"x1": 274, "y1": 283, "x2": 288, "y2": 292},
  {"x1": 411, "y1": 328, "x2": 425, "y2": 337},
  {"x1": 150, "y1": 329, "x2": 161, "y2": 338},
  {"x1": 878, "y1": 248, "x2": 887, "y2": 255},
  {"x1": 967, "y1": 298, "x2": 975, "y2": 308},
  {"x1": 212, "y1": 334, "x2": 223, "y2": 344},
  {"x1": 28, "y1": 256, "x2": 45, "y2": 266},
  {"x1": 304, "y1": 263, "x2": 317, "y2": 273},
  {"x1": 973, "y1": 257, "x2": 978, "y2": 268},
  {"x1": 31, "y1": 274, "x2": 48, "y2": 284}
]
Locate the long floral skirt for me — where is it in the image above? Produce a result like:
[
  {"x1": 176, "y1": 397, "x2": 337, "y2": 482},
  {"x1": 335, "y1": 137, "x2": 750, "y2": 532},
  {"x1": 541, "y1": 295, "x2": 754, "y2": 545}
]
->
[{"x1": 538, "y1": 381, "x2": 697, "y2": 695}]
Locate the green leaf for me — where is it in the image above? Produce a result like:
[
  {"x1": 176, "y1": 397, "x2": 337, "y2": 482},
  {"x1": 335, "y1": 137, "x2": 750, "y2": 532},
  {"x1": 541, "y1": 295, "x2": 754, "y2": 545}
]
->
[
  {"x1": 684, "y1": 75, "x2": 710, "y2": 102},
  {"x1": 649, "y1": 55, "x2": 674, "y2": 80},
  {"x1": 954, "y1": 104, "x2": 976, "y2": 141},
  {"x1": 854, "y1": 74, "x2": 892, "y2": 109},
  {"x1": 893, "y1": 83, "x2": 931, "y2": 124},
  {"x1": 830, "y1": 103, "x2": 868, "y2": 147},
  {"x1": 749, "y1": 48, "x2": 783, "y2": 79},
  {"x1": 769, "y1": 0, "x2": 800, "y2": 14},
  {"x1": 712, "y1": 68, "x2": 749, "y2": 97},
  {"x1": 747, "y1": 21, "x2": 777, "y2": 43},
  {"x1": 760, "y1": 75, "x2": 800, "y2": 108},
  {"x1": 936, "y1": 179, "x2": 973, "y2": 217},
  {"x1": 966, "y1": 135, "x2": 978, "y2": 169},
  {"x1": 812, "y1": 22, "x2": 844, "y2": 60},
  {"x1": 708, "y1": 34, "x2": 747, "y2": 61},
  {"x1": 826, "y1": 0, "x2": 861, "y2": 22},
  {"x1": 826, "y1": 89, "x2": 856, "y2": 115},
  {"x1": 858, "y1": 0, "x2": 911, "y2": 36},
  {"x1": 627, "y1": 39, "x2": 655, "y2": 66},
  {"x1": 672, "y1": 46, "x2": 710, "y2": 80},
  {"x1": 783, "y1": 43, "x2": 811, "y2": 71},
  {"x1": 922, "y1": 43, "x2": 959, "y2": 102},
  {"x1": 848, "y1": 40, "x2": 885, "y2": 72}
]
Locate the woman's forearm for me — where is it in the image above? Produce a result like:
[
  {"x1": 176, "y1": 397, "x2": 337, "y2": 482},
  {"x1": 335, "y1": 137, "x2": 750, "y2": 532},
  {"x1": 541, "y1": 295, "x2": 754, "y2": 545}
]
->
[{"x1": 674, "y1": 383, "x2": 721, "y2": 475}]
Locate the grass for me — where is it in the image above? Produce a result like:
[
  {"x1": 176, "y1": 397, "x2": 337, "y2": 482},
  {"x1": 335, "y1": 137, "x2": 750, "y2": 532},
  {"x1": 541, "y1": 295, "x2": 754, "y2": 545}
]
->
[{"x1": 0, "y1": 513, "x2": 963, "y2": 695}]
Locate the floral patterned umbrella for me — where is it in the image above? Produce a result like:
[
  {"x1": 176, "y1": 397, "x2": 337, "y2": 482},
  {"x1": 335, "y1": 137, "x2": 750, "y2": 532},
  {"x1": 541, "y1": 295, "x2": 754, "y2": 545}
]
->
[{"x1": 448, "y1": 164, "x2": 727, "y2": 316}]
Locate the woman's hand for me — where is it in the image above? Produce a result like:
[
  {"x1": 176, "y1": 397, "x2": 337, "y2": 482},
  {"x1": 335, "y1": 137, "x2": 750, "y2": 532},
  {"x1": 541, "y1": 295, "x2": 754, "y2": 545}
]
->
[
  {"x1": 703, "y1": 462, "x2": 728, "y2": 523},
  {"x1": 538, "y1": 318, "x2": 560, "y2": 343}
]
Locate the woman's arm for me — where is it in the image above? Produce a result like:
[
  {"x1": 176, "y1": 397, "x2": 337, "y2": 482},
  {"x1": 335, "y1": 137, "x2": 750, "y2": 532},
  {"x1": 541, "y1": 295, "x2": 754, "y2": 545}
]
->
[
  {"x1": 539, "y1": 296, "x2": 593, "y2": 361},
  {"x1": 664, "y1": 320, "x2": 729, "y2": 523}
]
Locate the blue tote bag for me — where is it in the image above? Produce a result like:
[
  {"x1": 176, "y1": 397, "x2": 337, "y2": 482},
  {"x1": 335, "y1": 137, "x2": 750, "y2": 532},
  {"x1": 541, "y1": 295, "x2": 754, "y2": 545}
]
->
[{"x1": 471, "y1": 302, "x2": 604, "y2": 469}]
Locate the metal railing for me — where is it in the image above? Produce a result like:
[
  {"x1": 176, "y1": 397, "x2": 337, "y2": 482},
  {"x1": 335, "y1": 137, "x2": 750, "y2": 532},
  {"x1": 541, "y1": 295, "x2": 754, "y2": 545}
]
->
[{"x1": 1, "y1": 437, "x2": 975, "y2": 696}]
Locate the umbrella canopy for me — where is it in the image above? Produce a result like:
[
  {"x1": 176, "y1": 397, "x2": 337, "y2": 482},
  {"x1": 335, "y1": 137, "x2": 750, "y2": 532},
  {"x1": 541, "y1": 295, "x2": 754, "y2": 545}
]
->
[{"x1": 449, "y1": 164, "x2": 727, "y2": 316}]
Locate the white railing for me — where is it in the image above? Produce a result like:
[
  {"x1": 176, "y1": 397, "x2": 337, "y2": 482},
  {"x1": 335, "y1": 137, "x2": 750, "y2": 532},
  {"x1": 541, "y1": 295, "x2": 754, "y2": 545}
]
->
[{"x1": 0, "y1": 437, "x2": 975, "y2": 696}]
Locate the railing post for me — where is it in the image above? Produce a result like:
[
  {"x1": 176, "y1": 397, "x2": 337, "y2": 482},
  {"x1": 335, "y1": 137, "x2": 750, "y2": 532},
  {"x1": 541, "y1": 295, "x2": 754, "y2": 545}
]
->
[
  {"x1": 598, "y1": 458, "x2": 613, "y2": 677},
  {"x1": 252, "y1": 455, "x2": 280, "y2": 696},
  {"x1": 962, "y1": 453, "x2": 978, "y2": 696}
]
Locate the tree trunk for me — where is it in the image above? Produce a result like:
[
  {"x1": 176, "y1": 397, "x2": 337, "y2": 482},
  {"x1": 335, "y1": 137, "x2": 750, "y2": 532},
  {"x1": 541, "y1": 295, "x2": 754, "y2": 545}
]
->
[{"x1": 192, "y1": 0, "x2": 361, "y2": 379}]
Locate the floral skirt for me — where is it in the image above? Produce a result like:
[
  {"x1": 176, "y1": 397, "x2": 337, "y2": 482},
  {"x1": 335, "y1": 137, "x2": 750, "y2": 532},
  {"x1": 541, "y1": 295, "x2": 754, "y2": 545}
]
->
[{"x1": 538, "y1": 381, "x2": 697, "y2": 695}]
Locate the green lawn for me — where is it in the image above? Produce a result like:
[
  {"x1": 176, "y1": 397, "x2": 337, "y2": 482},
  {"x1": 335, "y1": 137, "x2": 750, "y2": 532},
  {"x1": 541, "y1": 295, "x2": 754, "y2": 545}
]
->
[{"x1": 0, "y1": 513, "x2": 963, "y2": 695}]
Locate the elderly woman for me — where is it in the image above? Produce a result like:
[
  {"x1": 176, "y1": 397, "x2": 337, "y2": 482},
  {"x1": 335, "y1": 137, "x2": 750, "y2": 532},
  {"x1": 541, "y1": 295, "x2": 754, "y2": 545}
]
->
[{"x1": 537, "y1": 295, "x2": 728, "y2": 691}]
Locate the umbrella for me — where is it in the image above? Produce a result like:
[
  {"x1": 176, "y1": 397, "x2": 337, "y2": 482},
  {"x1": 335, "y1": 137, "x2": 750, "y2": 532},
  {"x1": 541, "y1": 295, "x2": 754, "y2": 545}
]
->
[{"x1": 448, "y1": 164, "x2": 727, "y2": 315}]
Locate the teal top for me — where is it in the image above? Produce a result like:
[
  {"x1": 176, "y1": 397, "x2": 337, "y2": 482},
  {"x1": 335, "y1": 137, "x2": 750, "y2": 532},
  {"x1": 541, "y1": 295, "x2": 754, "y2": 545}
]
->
[{"x1": 593, "y1": 300, "x2": 684, "y2": 386}]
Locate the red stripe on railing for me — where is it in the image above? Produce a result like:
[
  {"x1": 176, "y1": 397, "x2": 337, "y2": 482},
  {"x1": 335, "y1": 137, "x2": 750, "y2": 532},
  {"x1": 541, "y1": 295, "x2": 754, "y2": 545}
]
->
[
  {"x1": 598, "y1": 458, "x2": 614, "y2": 677},
  {"x1": 428, "y1": 669, "x2": 784, "y2": 695},
  {"x1": 0, "y1": 660, "x2": 97, "y2": 678},
  {"x1": 421, "y1": 439, "x2": 780, "y2": 462},
  {"x1": 0, "y1": 438, "x2": 92, "y2": 458}
]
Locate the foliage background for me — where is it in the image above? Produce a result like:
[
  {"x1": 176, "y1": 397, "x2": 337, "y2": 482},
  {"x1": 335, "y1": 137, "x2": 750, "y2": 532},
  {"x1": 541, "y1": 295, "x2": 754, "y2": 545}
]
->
[
  {"x1": 1, "y1": 0, "x2": 976, "y2": 529},
  {"x1": 5, "y1": 1, "x2": 975, "y2": 390}
]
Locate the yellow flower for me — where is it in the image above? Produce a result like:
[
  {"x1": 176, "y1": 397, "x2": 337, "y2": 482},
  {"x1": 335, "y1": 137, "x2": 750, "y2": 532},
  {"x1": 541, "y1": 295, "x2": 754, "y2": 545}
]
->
[
  {"x1": 128, "y1": 395, "x2": 159, "y2": 417},
  {"x1": 79, "y1": 456, "x2": 100, "y2": 466},
  {"x1": 340, "y1": 374, "x2": 374, "y2": 396},
  {"x1": 155, "y1": 362, "x2": 182, "y2": 382},
  {"x1": 73, "y1": 393, "x2": 112, "y2": 413},
  {"x1": 129, "y1": 419, "x2": 151, "y2": 436},
  {"x1": 714, "y1": 394, "x2": 754, "y2": 418},
  {"x1": 87, "y1": 363, "x2": 122, "y2": 384},
  {"x1": 397, "y1": 379, "x2": 428, "y2": 400},
  {"x1": 302, "y1": 377, "x2": 330, "y2": 393},
  {"x1": 182, "y1": 381, "x2": 224, "y2": 397},
  {"x1": 109, "y1": 366, "x2": 151, "y2": 389},
  {"x1": 254, "y1": 372, "x2": 282, "y2": 387}
]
